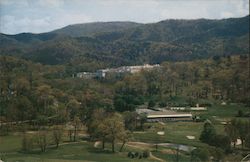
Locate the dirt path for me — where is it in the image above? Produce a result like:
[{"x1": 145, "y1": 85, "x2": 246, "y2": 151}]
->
[{"x1": 149, "y1": 152, "x2": 165, "y2": 162}]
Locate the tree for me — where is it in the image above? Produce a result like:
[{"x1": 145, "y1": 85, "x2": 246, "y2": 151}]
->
[
  {"x1": 211, "y1": 135, "x2": 231, "y2": 152},
  {"x1": 199, "y1": 120, "x2": 216, "y2": 144},
  {"x1": 245, "y1": 133, "x2": 250, "y2": 148},
  {"x1": 22, "y1": 133, "x2": 34, "y2": 152},
  {"x1": 98, "y1": 113, "x2": 126, "y2": 152},
  {"x1": 114, "y1": 76, "x2": 145, "y2": 112},
  {"x1": 210, "y1": 147, "x2": 225, "y2": 162},
  {"x1": 66, "y1": 98, "x2": 80, "y2": 120},
  {"x1": 123, "y1": 111, "x2": 137, "y2": 131},
  {"x1": 119, "y1": 130, "x2": 132, "y2": 152},
  {"x1": 138, "y1": 113, "x2": 147, "y2": 130},
  {"x1": 237, "y1": 110, "x2": 244, "y2": 117},
  {"x1": 225, "y1": 119, "x2": 238, "y2": 148},
  {"x1": 7, "y1": 96, "x2": 34, "y2": 121},
  {"x1": 52, "y1": 126, "x2": 63, "y2": 148},
  {"x1": 148, "y1": 99, "x2": 156, "y2": 109},
  {"x1": 36, "y1": 84, "x2": 54, "y2": 114},
  {"x1": 72, "y1": 116, "x2": 81, "y2": 141},
  {"x1": 236, "y1": 119, "x2": 249, "y2": 148},
  {"x1": 87, "y1": 109, "x2": 108, "y2": 149},
  {"x1": 36, "y1": 130, "x2": 48, "y2": 152},
  {"x1": 66, "y1": 125, "x2": 74, "y2": 142},
  {"x1": 13, "y1": 77, "x2": 30, "y2": 96}
]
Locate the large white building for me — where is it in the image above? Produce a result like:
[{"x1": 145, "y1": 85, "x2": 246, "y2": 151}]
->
[{"x1": 76, "y1": 64, "x2": 160, "y2": 79}]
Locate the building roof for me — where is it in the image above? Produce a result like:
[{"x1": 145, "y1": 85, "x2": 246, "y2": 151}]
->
[{"x1": 147, "y1": 110, "x2": 192, "y2": 118}]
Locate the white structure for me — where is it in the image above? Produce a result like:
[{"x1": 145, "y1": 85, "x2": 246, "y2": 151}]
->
[
  {"x1": 76, "y1": 64, "x2": 160, "y2": 79},
  {"x1": 76, "y1": 72, "x2": 96, "y2": 79},
  {"x1": 147, "y1": 111, "x2": 192, "y2": 122},
  {"x1": 137, "y1": 108, "x2": 192, "y2": 122}
]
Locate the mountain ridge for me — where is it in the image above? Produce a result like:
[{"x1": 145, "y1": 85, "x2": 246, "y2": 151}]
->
[{"x1": 0, "y1": 15, "x2": 249, "y2": 71}]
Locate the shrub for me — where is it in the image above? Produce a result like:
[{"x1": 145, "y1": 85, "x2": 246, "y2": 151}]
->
[
  {"x1": 209, "y1": 147, "x2": 225, "y2": 162},
  {"x1": 134, "y1": 152, "x2": 139, "y2": 158},
  {"x1": 237, "y1": 110, "x2": 243, "y2": 117},
  {"x1": 148, "y1": 100, "x2": 156, "y2": 108},
  {"x1": 199, "y1": 120, "x2": 216, "y2": 144},
  {"x1": 158, "y1": 101, "x2": 167, "y2": 107},
  {"x1": 210, "y1": 135, "x2": 231, "y2": 152},
  {"x1": 142, "y1": 150, "x2": 150, "y2": 158},
  {"x1": 191, "y1": 148, "x2": 209, "y2": 162},
  {"x1": 128, "y1": 152, "x2": 135, "y2": 158}
]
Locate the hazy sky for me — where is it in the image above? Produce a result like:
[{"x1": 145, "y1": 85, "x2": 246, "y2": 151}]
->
[{"x1": 0, "y1": 0, "x2": 249, "y2": 34}]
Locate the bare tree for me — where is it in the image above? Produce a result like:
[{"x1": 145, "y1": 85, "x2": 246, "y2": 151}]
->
[
  {"x1": 36, "y1": 130, "x2": 48, "y2": 152},
  {"x1": 53, "y1": 126, "x2": 63, "y2": 148}
]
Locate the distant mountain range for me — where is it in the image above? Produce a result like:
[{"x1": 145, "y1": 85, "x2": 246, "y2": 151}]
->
[{"x1": 0, "y1": 15, "x2": 249, "y2": 71}]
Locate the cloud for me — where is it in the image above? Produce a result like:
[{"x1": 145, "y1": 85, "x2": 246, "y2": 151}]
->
[
  {"x1": 0, "y1": 12, "x2": 93, "y2": 34},
  {"x1": 0, "y1": 0, "x2": 28, "y2": 7},
  {"x1": 0, "y1": 15, "x2": 51, "y2": 34},
  {"x1": 38, "y1": 0, "x2": 64, "y2": 8},
  {"x1": 220, "y1": 11, "x2": 234, "y2": 18},
  {"x1": 0, "y1": 0, "x2": 249, "y2": 34},
  {"x1": 54, "y1": 12, "x2": 93, "y2": 28}
]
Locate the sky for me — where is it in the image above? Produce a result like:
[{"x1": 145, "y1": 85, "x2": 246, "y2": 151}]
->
[{"x1": 0, "y1": 0, "x2": 249, "y2": 34}]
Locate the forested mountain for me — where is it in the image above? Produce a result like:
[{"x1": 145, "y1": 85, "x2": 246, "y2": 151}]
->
[
  {"x1": 97, "y1": 15, "x2": 249, "y2": 42},
  {"x1": 51, "y1": 21, "x2": 141, "y2": 37},
  {"x1": 0, "y1": 15, "x2": 249, "y2": 71}
]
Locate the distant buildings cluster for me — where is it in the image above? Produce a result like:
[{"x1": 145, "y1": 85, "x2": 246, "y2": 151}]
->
[{"x1": 75, "y1": 64, "x2": 160, "y2": 79}]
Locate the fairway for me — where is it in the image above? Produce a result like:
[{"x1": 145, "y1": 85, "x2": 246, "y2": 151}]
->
[
  {"x1": 133, "y1": 119, "x2": 226, "y2": 148},
  {"x1": 2, "y1": 142, "x2": 154, "y2": 162}
]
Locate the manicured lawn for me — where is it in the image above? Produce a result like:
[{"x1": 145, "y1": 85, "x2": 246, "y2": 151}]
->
[
  {"x1": 133, "y1": 121, "x2": 226, "y2": 149},
  {"x1": 197, "y1": 104, "x2": 248, "y2": 119},
  {"x1": 2, "y1": 142, "x2": 152, "y2": 162},
  {"x1": 0, "y1": 134, "x2": 22, "y2": 152},
  {"x1": 133, "y1": 104, "x2": 249, "y2": 151},
  {"x1": 1, "y1": 137, "x2": 157, "y2": 162},
  {"x1": 134, "y1": 122, "x2": 207, "y2": 148}
]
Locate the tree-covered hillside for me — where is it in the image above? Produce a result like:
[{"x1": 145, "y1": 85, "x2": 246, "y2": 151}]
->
[
  {"x1": 51, "y1": 21, "x2": 141, "y2": 37},
  {"x1": 0, "y1": 55, "x2": 249, "y2": 122},
  {"x1": 0, "y1": 15, "x2": 249, "y2": 71}
]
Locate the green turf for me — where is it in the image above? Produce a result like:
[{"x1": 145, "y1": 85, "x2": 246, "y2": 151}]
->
[
  {"x1": 1, "y1": 142, "x2": 156, "y2": 162},
  {"x1": 198, "y1": 104, "x2": 248, "y2": 119},
  {"x1": 0, "y1": 135, "x2": 22, "y2": 152},
  {"x1": 153, "y1": 151, "x2": 190, "y2": 162},
  {"x1": 133, "y1": 121, "x2": 226, "y2": 149}
]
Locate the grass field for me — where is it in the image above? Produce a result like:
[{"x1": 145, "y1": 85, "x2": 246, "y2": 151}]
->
[
  {"x1": 1, "y1": 104, "x2": 248, "y2": 162},
  {"x1": 133, "y1": 122, "x2": 211, "y2": 148},
  {"x1": 1, "y1": 134, "x2": 177, "y2": 162},
  {"x1": 0, "y1": 134, "x2": 22, "y2": 153},
  {"x1": 197, "y1": 104, "x2": 248, "y2": 120},
  {"x1": 1, "y1": 141, "x2": 159, "y2": 162},
  {"x1": 134, "y1": 103, "x2": 248, "y2": 148}
]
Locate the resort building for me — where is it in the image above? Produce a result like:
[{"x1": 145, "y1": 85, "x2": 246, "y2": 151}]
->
[{"x1": 76, "y1": 64, "x2": 160, "y2": 79}]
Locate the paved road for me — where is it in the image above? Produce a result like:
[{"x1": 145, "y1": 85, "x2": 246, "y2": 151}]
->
[{"x1": 158, "y1": 143, "x2": 195, "y2": 152}]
